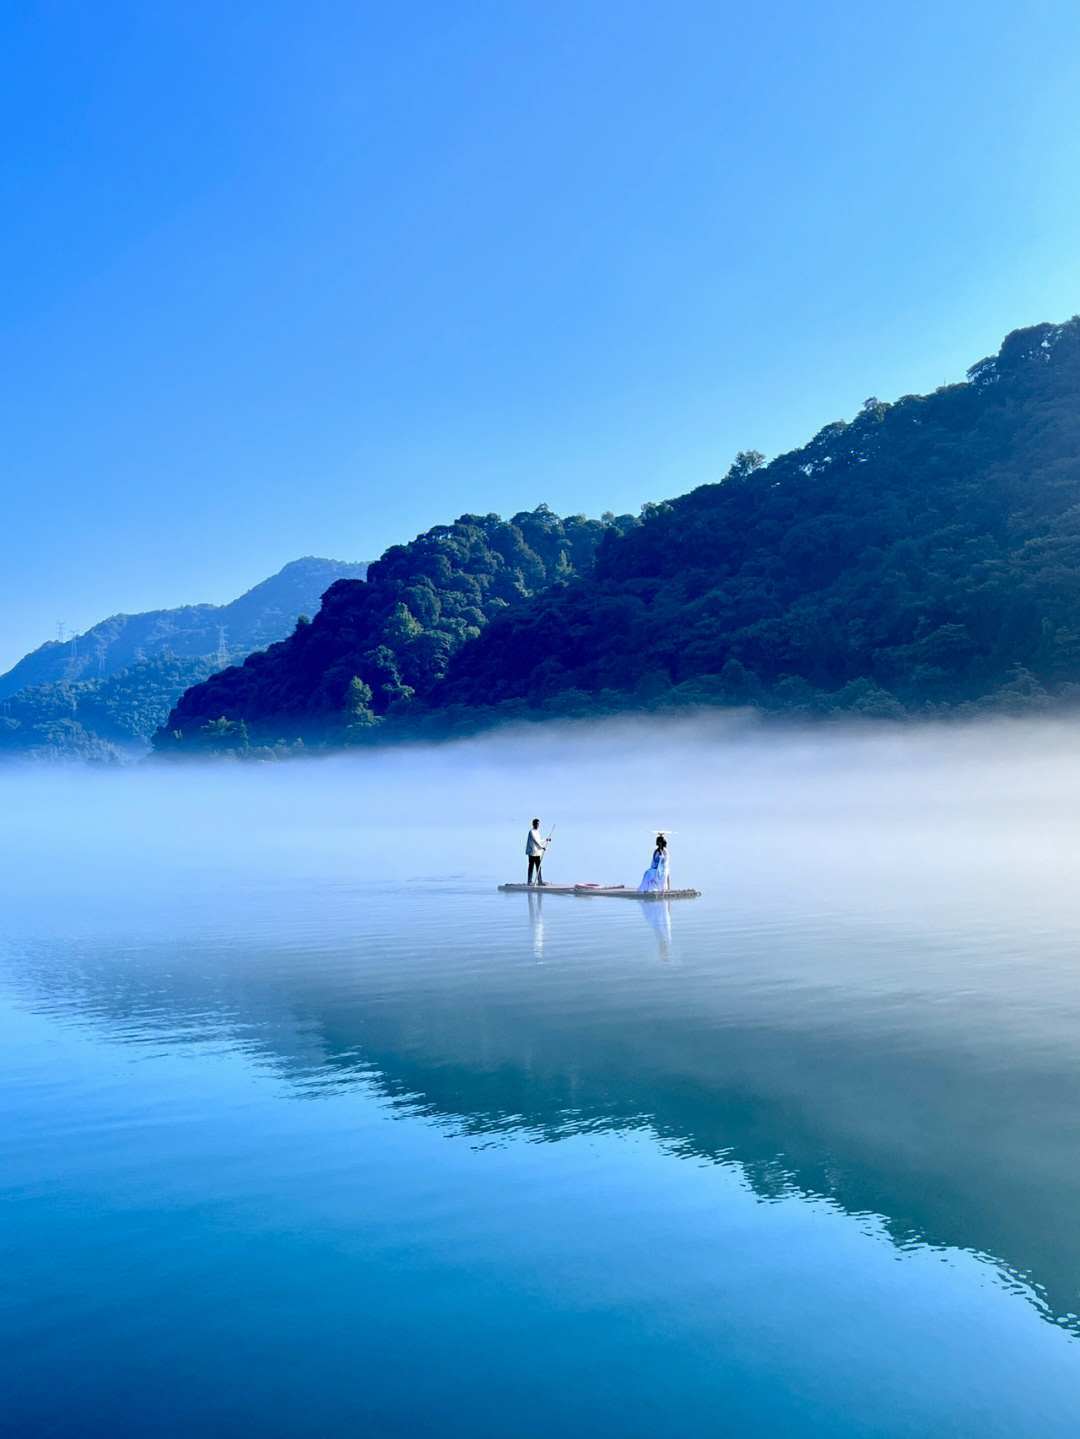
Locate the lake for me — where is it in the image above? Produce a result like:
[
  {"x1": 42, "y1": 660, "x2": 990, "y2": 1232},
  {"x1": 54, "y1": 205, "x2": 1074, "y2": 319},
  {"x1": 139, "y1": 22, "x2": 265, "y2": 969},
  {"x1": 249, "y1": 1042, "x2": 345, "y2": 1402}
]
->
[{"x1": 3, "y1": 715, "x2": 1079, "y2": 1436}]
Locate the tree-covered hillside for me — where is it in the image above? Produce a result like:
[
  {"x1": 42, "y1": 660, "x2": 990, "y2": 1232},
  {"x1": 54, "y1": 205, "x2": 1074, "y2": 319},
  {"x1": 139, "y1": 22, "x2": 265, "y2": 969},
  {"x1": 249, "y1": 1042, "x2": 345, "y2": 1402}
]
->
[
  {"x1": 155, "y1": 509, "x2": 636, "y2": 750},
  {"x1": 433, "y1": 318, "x2": 1080, "y2": 720}
]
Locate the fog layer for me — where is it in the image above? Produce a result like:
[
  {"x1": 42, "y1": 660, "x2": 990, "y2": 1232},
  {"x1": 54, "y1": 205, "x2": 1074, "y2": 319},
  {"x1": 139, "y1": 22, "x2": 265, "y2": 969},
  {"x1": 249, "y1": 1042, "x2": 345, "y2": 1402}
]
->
[{"x1": 6, "y1": 712, "x2": 1080, "y2": 935}]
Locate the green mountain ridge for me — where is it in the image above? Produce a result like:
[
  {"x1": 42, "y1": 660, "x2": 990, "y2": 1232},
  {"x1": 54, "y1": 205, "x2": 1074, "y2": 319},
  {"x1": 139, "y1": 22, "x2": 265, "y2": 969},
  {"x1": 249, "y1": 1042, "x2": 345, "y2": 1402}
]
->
[
  {"x1": 155, "y1": 510, "x2": 637, "y2": 753},
  {"x1": 433, "y1": 316, "x2": 1080, "y2": 721},
  {"x1": 154, "y1": 315, "x2": 1080, "y2": 753}
]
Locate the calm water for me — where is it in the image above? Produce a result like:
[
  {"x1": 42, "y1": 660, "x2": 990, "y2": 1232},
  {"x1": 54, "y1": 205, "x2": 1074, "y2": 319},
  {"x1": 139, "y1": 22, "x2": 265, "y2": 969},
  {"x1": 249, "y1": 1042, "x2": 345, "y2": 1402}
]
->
[{"x1": 3, "y1": 717, "x2": 1079, "y2": 1437}]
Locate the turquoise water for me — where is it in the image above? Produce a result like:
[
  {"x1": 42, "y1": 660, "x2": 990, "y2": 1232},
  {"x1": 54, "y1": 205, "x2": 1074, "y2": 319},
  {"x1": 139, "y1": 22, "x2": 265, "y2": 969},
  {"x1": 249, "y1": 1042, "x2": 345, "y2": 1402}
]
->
[{"x1": 3, "y1": 721, "x2": 1080, "y2": 1436}]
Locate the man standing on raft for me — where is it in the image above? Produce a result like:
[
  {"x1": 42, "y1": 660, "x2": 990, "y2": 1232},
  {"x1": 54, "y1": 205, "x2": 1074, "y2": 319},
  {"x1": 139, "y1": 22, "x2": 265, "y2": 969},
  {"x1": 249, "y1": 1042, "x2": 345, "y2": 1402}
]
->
[{"x1": 526, "y1": 819, "x2": 548, "y2": 885}]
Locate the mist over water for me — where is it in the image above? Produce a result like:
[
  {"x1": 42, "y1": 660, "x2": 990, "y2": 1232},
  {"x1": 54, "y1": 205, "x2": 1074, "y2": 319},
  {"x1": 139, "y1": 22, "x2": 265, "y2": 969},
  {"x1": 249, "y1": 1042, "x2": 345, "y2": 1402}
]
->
[
  {"x1": 8, "y1": 709, "x2": 1080, "y2": 894},
  {"x1": 4, "y1": 714, "x2": 1080, "y2": 1437},
  {"x1": 8, "y1": 712, "x2": 1080, "y2": 956}
]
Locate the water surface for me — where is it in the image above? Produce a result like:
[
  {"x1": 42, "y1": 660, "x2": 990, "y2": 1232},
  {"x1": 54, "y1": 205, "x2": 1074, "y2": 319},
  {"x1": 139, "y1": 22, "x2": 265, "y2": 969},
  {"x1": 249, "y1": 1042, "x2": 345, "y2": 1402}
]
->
[{"x1": 3, "y1": 717, "x2": 1079, "y2": 1436}]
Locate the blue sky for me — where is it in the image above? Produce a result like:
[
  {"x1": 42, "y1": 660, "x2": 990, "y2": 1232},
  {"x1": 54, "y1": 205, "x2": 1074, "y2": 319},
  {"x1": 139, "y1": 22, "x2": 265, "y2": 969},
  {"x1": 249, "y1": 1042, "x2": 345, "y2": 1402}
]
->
[{"x1": 3, "y1": 0, "x2": 1079, "y2": 671}]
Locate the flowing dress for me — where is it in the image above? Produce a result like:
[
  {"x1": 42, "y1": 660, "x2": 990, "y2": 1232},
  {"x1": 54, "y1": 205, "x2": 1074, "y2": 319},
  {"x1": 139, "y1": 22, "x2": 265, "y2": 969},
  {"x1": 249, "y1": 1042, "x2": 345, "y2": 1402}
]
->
[{"x1": 639, "y1": 847, "x2": 670, "y2": 892}]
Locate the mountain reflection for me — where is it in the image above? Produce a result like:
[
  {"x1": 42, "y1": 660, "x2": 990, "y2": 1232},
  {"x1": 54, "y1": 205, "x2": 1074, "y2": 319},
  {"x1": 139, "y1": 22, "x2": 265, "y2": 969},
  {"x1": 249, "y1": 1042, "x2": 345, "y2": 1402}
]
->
[{"x1": 6, "y1": 892, "x2": 1078, "y2": 1338}]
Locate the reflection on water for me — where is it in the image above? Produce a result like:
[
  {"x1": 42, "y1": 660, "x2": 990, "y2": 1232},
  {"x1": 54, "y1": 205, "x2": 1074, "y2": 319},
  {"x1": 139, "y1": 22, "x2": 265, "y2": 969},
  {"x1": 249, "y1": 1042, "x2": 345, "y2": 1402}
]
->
[
  {"x1": 525, "y1": 890, "x2": 673, "y2": 959},
  {"x1": 527, "y1": 887, "x2": 544, "y2": 958},
  {"x1": 638, "y1": 896, "x2": 673, "y2": 955},
  {"x1": 5, "y1": 876, "x2": 1080, "y2": 1334},
  {"x1": 3, "y1": 716, "x2": 1080, "y2": 1436}
]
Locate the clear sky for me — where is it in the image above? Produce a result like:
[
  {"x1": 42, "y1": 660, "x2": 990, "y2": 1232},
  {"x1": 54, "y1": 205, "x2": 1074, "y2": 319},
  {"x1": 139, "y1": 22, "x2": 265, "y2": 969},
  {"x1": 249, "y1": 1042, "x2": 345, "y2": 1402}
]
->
[{"x1": 3, "y1": 0, "x2": 1079, "y2": 671}]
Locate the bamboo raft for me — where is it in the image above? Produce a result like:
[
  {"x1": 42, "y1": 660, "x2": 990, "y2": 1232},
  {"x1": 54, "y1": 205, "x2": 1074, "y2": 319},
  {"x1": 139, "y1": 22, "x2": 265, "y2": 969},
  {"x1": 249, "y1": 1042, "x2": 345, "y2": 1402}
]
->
[{"x1": 498, "y1": 883, "x2": 700, "y2": 900}]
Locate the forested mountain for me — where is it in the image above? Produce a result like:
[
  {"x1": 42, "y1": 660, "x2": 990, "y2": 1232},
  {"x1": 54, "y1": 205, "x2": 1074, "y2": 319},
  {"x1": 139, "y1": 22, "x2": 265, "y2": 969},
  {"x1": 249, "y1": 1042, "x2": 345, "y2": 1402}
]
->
[
  {"x1": 154, "y1": 510, "x2": 636, "y2": 751},
  {"x1": 432, "y1": 317, "x2": 1080, "y2": 721},
  {"x1": 156, "y1": 314, "x2": 1080, "y2": 754},
  {"x1": 1, "y1": 558, "x2": 366, "y2": 759}
]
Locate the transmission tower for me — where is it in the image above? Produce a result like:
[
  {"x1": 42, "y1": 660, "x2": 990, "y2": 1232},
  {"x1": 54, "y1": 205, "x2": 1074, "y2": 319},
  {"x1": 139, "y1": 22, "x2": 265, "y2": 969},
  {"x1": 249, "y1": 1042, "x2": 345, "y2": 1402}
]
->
[{"x1": 216, "y1": 626, "x2": 229, "y2": 668}]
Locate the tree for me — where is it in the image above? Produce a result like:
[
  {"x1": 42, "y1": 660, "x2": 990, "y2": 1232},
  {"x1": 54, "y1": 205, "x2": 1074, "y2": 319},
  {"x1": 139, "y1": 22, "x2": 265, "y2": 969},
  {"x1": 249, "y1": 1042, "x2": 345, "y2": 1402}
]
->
[
  {"x1": 197, "y1": 715, "x2": 249, "y2": 752},
  {"x1": 345, "y1": 676, "x2": 378, "y2": 728},
  {"x1": 727, "y1": 450, "x2": 766, "y2": 480}
]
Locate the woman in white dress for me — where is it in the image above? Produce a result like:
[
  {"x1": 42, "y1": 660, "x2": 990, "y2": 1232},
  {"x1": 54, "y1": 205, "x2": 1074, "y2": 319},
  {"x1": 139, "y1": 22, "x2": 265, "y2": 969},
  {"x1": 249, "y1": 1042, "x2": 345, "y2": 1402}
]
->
[{"x1": 639, "y1": 834, "x2": 670, "y2": 892}]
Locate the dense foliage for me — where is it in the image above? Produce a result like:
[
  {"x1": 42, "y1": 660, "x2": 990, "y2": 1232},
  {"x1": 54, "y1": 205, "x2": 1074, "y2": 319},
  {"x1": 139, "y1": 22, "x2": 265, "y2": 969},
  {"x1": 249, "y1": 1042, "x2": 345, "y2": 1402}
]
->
[
  {"x1": 155, "y1": 509, "x2": 637, "y2": 751},
  {"x1": 433, "y1": 318, "x2": 1080, "y2": 720}
]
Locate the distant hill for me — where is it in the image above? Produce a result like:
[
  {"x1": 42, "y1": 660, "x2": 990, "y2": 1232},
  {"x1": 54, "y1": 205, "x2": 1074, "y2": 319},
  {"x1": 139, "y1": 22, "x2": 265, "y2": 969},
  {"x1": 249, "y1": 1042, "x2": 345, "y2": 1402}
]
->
[
  {"x1": 154, "y1": 510, "x2": 636, "y2": 752},
  {"x1": 1, "y1": 558, "x2": 367, "y2": 758},
  {"x1": 1, "y1": 557, "x2": 367, "y2": 699}
]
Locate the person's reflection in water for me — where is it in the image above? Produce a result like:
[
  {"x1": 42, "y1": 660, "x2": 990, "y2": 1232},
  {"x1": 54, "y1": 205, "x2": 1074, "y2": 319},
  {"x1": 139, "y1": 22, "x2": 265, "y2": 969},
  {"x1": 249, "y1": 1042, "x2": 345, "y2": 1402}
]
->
[
  {"x1": 638, "y1": 898, "x2": 673, "y2": 958},
  {"x1": 527, "y1": 887, "x2": 544, "y2": 960}
]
